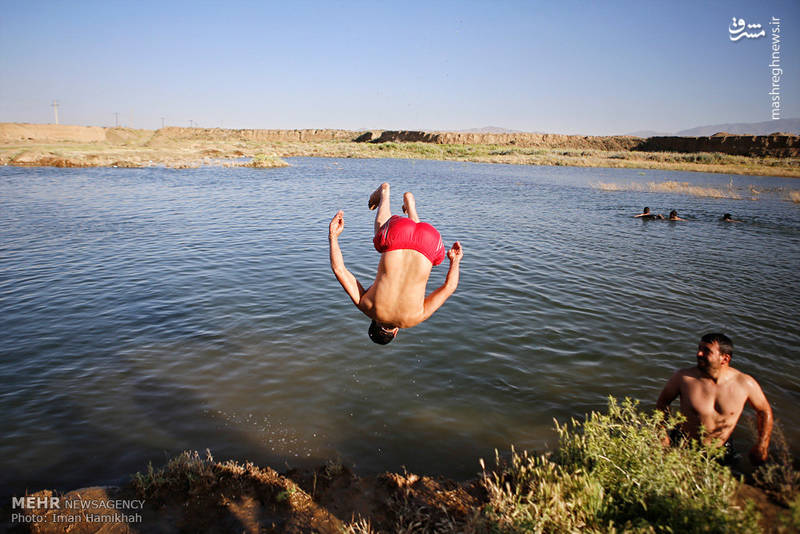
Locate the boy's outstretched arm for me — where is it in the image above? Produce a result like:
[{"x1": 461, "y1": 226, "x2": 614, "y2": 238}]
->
[
  {"x1": 421, "y1": 242, "x2": 463, "y2": 322},
  {"x1": 329, "y1": 210, "x2": 366, "y2": 306}
]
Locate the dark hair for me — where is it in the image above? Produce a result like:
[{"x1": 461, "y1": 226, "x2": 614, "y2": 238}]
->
[
  {"x1": 669, "y1": 210, "x2": 678, "y2": 218},
  {"x1": 643, "y1": 207, "x2": 650, "y2": 213},
  {"x1": 723, "y1": 213, "x2": 732, "y2": 220},
  {"x1": 369, "y1": 320, "x2": 396, "y2": 345},
  {"x1": 700, "y1": 333, "x2": 733, "y2": 357}
]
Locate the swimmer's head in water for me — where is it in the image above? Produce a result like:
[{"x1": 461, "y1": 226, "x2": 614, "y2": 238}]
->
[
  {"x1": 369, "y1": 320, "x2": 398, "y2": 344},
  {"x1": 669, "y1": 210, "x2": 678, "y2": 219},
  {"x1": 643, "y1": 207, "x2": 650, "y2": 214},
  {"x1": 723, "y1": 213, "x2": 732, "y2": 220}
]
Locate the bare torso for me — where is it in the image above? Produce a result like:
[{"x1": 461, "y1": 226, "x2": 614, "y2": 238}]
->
[
  {"x1": 672, "y1": 366, "x2": 751, "y2": 443},
  {"x1": 359, "y1": 249, "x2": 433, "y2": 328}
]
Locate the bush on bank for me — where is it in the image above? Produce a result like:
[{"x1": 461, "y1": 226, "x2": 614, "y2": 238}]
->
[{"x1": 481, "y1": 397, "x2": 760, "y2": 533}]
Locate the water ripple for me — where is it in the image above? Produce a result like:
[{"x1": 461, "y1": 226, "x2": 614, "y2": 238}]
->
[{"x1": 1, "y1": 160, "x2": 798, "y2": 493}]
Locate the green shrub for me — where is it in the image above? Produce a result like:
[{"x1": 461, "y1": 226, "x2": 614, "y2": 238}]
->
[{"x1": 482, "y1": 397, "x2": 760, "y2": 533}]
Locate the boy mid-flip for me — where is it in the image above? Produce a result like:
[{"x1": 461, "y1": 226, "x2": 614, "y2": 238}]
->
[{"x1": 328, "y1": 182, "x2": 463, "y2": 344}]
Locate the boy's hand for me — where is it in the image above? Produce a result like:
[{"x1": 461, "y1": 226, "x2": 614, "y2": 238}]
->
[
  {"x1": 329, "y1": 210, "x2": 344, "y2": 239},
  {"x1": 447, "y1": 241, "x2": 463, "y2": 263}
]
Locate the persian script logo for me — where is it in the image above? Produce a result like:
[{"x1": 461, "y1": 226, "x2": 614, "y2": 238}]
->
[{"x1": 729, "y1": 17, "x2": 766, "y2": 41}]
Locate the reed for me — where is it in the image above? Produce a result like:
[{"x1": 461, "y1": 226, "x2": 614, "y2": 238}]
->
[{"x1": 591, "y1": 180, "x2": 743, "y2": 199}]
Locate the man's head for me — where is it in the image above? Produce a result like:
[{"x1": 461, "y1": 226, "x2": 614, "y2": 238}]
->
[
  {"x1": 669, "y1": 210, "x2": 678, "y2": 219},
  {"x1": 697, "y1": 333, "x2": 733, "y2": 376},
  {"x1": 369, "y1": 320, "x2": 398, "y2": 344},
  {"x1": 723, "y1": 213, "x2": 732, "y2": 221},
  {"x1": 642, "y1": 207, "x2": 650, "y2": 214}
]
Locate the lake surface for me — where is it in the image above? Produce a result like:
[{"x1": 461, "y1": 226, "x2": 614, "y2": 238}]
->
[{"x1": 1, "y1": 158, "x2": 799, "y2": 495}]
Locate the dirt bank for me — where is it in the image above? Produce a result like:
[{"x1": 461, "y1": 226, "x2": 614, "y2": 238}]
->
[
  {"x1": 638, "y1": 133, "x2": 799, "y2": 157},
  {"x1": 0, "y1": 123, "x2": 108, "y2": 143},
  {"x1": 148, "y1": 126, "x2": 359, "y2": 144},
  {"x1": 5, "y1": 453, "x2": 484, "y2": 534},
  {"x1": 2, "y1": 123, "x2": 798, "y2": 177},
  {"x1": 363, "y1": 130, "x2": 644, "y2": 151},
  {"x1": 4, "y1": 452, "x2": 790, "y2": 534}
]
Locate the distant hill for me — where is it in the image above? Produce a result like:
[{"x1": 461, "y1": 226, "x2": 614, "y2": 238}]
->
[
  {"x1": 676, "y1": 118, "x2": 800, "y2": 136},
  {"x1": 626, "y1": 130, "x2": 672, "y2": 137},
  {"x1": 626, "y1": 118, "x2": 799, "y2": 137},
  {"x1": 456, "y1": 126, "x2": 526, "y2": 134}
]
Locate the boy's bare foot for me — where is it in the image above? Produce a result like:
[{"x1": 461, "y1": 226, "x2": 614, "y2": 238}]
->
[
  {"x1": 402, "y1": 192, "x2": 419, "y2": 222},
  {"x1": 368, "y1": 183, "x2": 390, "y2": 210}
]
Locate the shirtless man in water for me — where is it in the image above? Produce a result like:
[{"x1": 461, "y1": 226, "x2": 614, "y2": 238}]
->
[
  {"x1": 656, "y1": 333, "x2": 773, "y2": 464},
  {"x1": 328, "y1": 182, "x2": 463, "y2": 344}
]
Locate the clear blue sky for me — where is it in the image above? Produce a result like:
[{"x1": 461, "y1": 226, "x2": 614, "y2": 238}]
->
[{"x1": 1, "y1": 0, "x2": 798, "y2": 134}]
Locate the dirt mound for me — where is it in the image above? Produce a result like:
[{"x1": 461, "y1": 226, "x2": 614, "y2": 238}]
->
[
  {"x1": 7, "y1": 453, "x2": 483, "y2": 534},
  {"x1": 0, "y1": 123, "x2": 107, "y2": 143},
  {"x1": 368, "y1": 130, "x2": 643, "y2": 151},
  {"x1": 148, "y1": 127, "x2": 360, "y2": 146},
  {"x1": 104, "y1": 127, "x2": 152, "y2": 145},
  {"x1": 637, "y1": 133, "x2": 799, "y2": 157}
]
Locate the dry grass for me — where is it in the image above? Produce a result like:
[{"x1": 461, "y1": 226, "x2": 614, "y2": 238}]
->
[
  {"x1": 341, "y1": 517, "x2": 378, "y2": 534},
  {"x1": 648, "y1": 180, "x2": 740, "y2": 198},
  {"x1": 592, "y1": 180, "x2": 742, "y2": 199},
  {"x1": 2, "y1": 135, "x2": 799, "y2": 177},
  {"x1": 242, "y1": 153, "x2": 289, "y2": 168}
]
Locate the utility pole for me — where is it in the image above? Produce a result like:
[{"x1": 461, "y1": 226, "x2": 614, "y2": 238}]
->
[
  {"x1": 51, "y1": 100, "x2": 59, "y2": 124},
  {"x1": 189, "y1": 119, "x2": 194, "y2": 128},
  {"x1": 114, "y1": 112, "x2": 119, "y2": 127}
]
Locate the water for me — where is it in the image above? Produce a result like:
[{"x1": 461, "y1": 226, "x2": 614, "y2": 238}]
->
[{"x1": 1, "y1": 158, "x2": 799, "y2": 495}]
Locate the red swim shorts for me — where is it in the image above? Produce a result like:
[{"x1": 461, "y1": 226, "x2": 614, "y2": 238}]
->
[{"x1": 373, "y1": 215, "x2": 446, "y2": 266}]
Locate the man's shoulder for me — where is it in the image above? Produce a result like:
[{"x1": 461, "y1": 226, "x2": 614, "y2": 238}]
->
[
  {"x1": 674, "y1": 366, "x2": 700, "y2": 379},
  {"x1": 727, "y1": 366, "x2": 760, "y2": 388}
]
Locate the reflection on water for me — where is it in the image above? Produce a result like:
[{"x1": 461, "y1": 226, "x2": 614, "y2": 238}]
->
[{"x1": 1, "y1": 159, "x2": 799, "y2": 493}]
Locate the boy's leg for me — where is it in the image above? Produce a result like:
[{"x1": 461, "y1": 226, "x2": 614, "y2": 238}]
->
[
  {"x1": 369, "y1": 182, "x2": 392, "y2": 235},
  {"x1": 402, "y1": 192, "x2": 420, "y2": 223}
]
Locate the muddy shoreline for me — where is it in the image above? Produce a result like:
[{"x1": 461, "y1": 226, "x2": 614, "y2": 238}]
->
[{"x1": 2, "y1": 123, "x2": 798, "y2": 177}]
